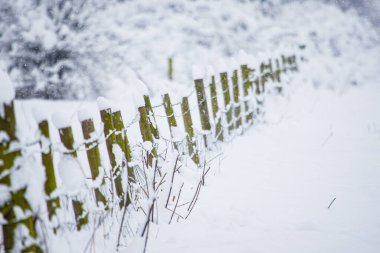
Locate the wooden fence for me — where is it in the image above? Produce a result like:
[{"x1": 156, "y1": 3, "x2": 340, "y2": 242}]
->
[{"x1": 0, "y1": 54, "x2": 298, "y2": 252}]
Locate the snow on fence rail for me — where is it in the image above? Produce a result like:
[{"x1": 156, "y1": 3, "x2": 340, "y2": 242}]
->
[{"x1": 0, "y1": 54, "x2": 298, "y2": 252}]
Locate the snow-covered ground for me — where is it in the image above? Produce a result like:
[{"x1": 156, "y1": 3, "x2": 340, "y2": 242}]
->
[
  {"x1": 2, "y1": 0, "x2": 380, "y2": 252},
  {"x1": 148, "y1": 83, "x2": 380, "y2": 253}
]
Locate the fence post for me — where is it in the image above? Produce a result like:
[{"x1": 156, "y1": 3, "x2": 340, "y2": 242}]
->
[
  {"x1": 259, "y1": 62, "x2": 268, "y2": 93},
  {"x1": 291, "y1": 55, "x2": 298, "y2": 72},
  {"x1": 275, "y1": 58, "x2": 281, "y2": 83},
  {"x1": 57, "y1": 124, "x2": 89, "y2": 230},
  {"x1": 99, "y1": 105, "x2": 125, "y2": 208},
  {"x1": 194, "y1": 79, "x2": 211, "y2": 147},
  {"x1": 268, "y1": 59, "x2": 274, "y2": 81},
  {"x1": 209, "y1": 75, "x2": 223, "y2": 142},
  {"x1": 231, "y1": 69, "x2": 242, "y2": 130},
  {"x1": 144, "y1": 95, "x2": 160, "y2": 139},
  {"x1": 168, "y1": 57, "x2": 173, "y2": 80},
  {"x1": 181, "y1": 97, "x2": 199, "y2": 164},
  {"x1": 112, "y1": 110, "x2": 135, "y2": 182},
  {"x1": 162, "y1": 93, "x2": 178, "y2": 136},
  {"x1": 1, "y1": 100, "x2": 40, "y2": 252},
  {"x1": 138, "y1": 106, "x2": 157, "y2": 167},
  {"x1": 38, "y1": 120, "x2": 60, "y2": 220},
  {"x1": 281, "y1": 55, "x2": 287, "y2": 74},
  {"x1": 220, "y1": 72, "x2": 234, "y2": 134},
  {"x1": 241, "y1": 65, "x2": 254, "y2": 126},
  {"x1": 79, "y1": 117, "x2": 107, "y2": 207}
]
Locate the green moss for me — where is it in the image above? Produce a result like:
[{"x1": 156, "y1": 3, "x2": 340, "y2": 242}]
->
[
  {"x1": 195, "y1": 79, "x2": 211, "y2": 147},
  {"x1": 163, "y1": 93, "x2": 178, "y2": 134},
  {"x1": 80, "y1": 118, "x2": 107, "y2": 207},
  {"x1": 168, "y1": 57, "x2": 173, "y2": 80},
  {"x1": 99, "y1": 108, "x2": 125, "y2": 208},
  {"x1": 231, "y1": 69, "x2": 242, "y2": 129},
  {"x1": 220, "y1": 72, "x2": 233, "y2": 133},
  {"x1": 181, "y1": 97, "x2": 199, "y2": 164},
  {"x1": 138, "y1": 106, "x2": 157, "y2": 166},
  {"x1": 57, "y1": 125, "x2": 89, "y2": 229},
  {"x1": 1, "y1": 101, "x2": 40, "y2": 252},
  {"x1": 144, "y1": 95, "x2": 160, "y2": 139},
  {"x1": 210, "y1": 76, "x2": 223, "y2": 142},
  {"x1": 241, "y1": 65, "x2": 254, "y2": 125},
  {"x1": 38, "y1": 120, "x2": 60, "y2": 220}
]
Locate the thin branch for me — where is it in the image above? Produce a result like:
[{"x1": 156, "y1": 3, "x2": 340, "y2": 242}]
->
[
  {"x1": 328, "y1": 197, "x2": 336, "y2": 209},
  {"x1": 169, "y1": 183, "x2": 184, "y2": 224},
  {"x1": 165, "y1": 155, "x2": 179, "y2": 208}
]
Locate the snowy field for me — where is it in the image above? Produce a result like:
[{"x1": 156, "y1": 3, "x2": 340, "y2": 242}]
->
[
  {"x1": 1, "y1": 0, "x2": 380, "y2": 252},
  {"x1": 149, "y1": 82, "x2": 380, "y2": 253}
]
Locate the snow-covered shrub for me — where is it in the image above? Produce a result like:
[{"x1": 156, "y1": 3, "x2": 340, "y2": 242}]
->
[{"x1": 0, "y1": 0, "x2": 114, "y2": 99}]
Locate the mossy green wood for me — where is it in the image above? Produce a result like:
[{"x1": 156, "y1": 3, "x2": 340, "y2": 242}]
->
[
  {"x1": 80, "y1": 118, "x2": 107, "y2": 207},
  {"x1": 259, "y1": 62, "x2": 266, "y2": 93},
  {"x1": 281, "y1": 55, "x2": 287, "y2": 74},
  {"x1": 112, "y1": 111, "x2": 134, "y2": 206},
  {"x1": 38, "y1": 120, "x2": 60, "y2": 220},
  {"x1": 209, "y1": 76, "x2": 223, "y2": 142},
  {"x1": 58, "y1": 125, "x2": 89, "y2": 230},
  {"x1": 162, "y1": 93, "x2": 178, "y2": 136},
  {"x1": 268, "y1": 59, "x2": 274, "y2": 81},
  {"x1": 143, "y1": 95, "x2": 160, "y2": 139},
  {"x1": 241, "y1": 65, "x2": 254, "y2": 125},
  {"x1": 231, "y1": 69, "x2": 242, "y2": 129},
  {"x1": 275, "y1": 58, "x2": 282, "y2": 83},
  {"x1": 220, "y1": 72, "x2": 234, "y2": 133},
  {"x1": 138, "y1": 106, "x2": 157, "y2": 167},
  {"x1": 168, "y1": 57, "x2": 173, "y2": 80},
  {"x1": 112, "y1": 110, "x2": 135, "y2": 181},
  {"x1": 194, "y1": 79, "x2": 211, "y2": 147},
  {"x1": 291, "y1": 55, "x2": 298, "y2": 72},
  {"x1": 1, "y1": 101, "x2": 41, "y2": 252},
  {"x1": 254, "y1": 78, "x2": 261, "y2": 95},
  {"x1": 259, "y1": 62, "x2": 269, "y2": 93},
  {"x1": 99, "y1": 108, "x2": 125, "y2": 208},
  {"x1": 181, "y1": 97, "x2": 199, "y2": 164}
]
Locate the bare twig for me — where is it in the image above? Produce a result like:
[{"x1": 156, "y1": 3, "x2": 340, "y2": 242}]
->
[
  {"x1": 165, "y1": 155, "x2": 179, "y2": 208},
  {"x1": 328, "y1": 197, "x2": 336, "y2": 209},
  {"x1": 155, "y1": 174, "x2": 167, "y2": 193},
  {"x1": 169, "y1": 183, "x2": 184, "y2": 224},
  {"x1": 116, "y1": 189, "x2": 131, "y2": 251},
  {"x1": 188, "y1": 181, "x2": 202, "y2": 211},
  {"x1": 141, "y1": 201, "x2": 155, "y2": 237},
  {"x1": 186, "y1": 181, "x2": 203, "y2": 219}
]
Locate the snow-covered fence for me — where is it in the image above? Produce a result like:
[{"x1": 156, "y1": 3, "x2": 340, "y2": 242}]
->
[{"x1": 0, "y1": 54, "x2": 298, "y2": 252}]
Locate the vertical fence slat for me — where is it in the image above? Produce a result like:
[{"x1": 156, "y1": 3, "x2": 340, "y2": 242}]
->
[
  {"x1": 144, "y1": 95, "x2": 160, "y2": 139},
  {"x1": 281, "y1": 55, "x2": 287, "y2": 74},
  {"x1": 168, "y1": 57, "x2": 173, "y2": 80},
  {"x1": 231, "y1": 69, "x2": 242, "y2": 129},
  {"x1": 80, "y1": 118, "x2": 107, "y2": 207},
  {"x1": 194, "y1": 79, "x2": 211, "y2": 147},
  {"x1": 112, "y1": 110, "x2": 134, "y2": 207},
  {"x1": 220, "y1": 72, "x2": 234, "y2": 133},
  {"x1": 38, "y1": 120, "x2": 60, "y2": 220},
  {"x1": 275, "y1": 58, "x2": 281, "y2": 83},
  {"x1": 181, "y1": 97, "x2": 199, "y2": 164},
  {"x1": 162, "y1": 93, "x2": 178, "y2": 136},
  {"x1": 1, "y1": 101, "x2": 40, "y2": 252},
  {"x1": 112, "y1": 110, "x2": 135, "y2": 181},
  {"x1": 259, "y1": 62, "x2": 268, "y2": 93},
  {"x1": 291, "y1": 55, "x2": 298, "y2": 72},
  {"x1": 99, "y1": 108, "x2": 125, "y2": 208},
  {"x1": 58, "y1": 125, "x2": 89, "y2": 230},
  {"x1": 209, "y1": 76, "x2": 223, "y2": 141},
  {"x1": 138, "y1": 106, "x2": 157, "y2": 167},
  {"x1": 241, "y1": 65, "x2": 254, "y2": 126}
]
